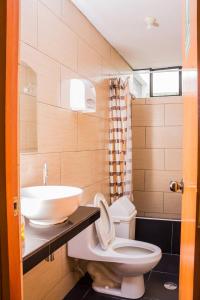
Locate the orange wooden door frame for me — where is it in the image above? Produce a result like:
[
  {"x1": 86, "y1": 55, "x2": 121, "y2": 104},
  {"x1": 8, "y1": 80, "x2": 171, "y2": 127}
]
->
[
  {"x1": 179, "y1": 0, "x2": 200, "y2": 299},
  {"x1": 0, "y1": 0, "x2": 22, "y2": 299}
]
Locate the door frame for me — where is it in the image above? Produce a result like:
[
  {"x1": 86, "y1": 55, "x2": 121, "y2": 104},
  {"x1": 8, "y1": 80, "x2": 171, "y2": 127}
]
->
[
  {"x1": 0, "y1": 0, "x2": 22, "y2": 299},
  {"x1": 194, "y1": 1, "x2": 200, "y2": 298},
  {"x1": 179, "y1": 0, "x2": 200, "y2": 299}
]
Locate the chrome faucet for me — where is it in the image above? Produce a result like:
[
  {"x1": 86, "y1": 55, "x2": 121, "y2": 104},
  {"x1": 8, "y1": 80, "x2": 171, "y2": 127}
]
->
[{"x1": 43, "y1": 163, "x2": 48, "y2": 185}]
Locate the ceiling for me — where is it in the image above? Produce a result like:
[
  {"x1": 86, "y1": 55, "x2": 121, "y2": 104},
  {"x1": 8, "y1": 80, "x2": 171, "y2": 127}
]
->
[{"x1": 72, "y1": 0, "x2": 182, "y2": 69}]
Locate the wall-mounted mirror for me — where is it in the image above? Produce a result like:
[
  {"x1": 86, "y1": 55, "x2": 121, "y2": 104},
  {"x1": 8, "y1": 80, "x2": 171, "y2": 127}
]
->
[{"x1": 19, "y1": 62, "x2": 37, "y2": 153}]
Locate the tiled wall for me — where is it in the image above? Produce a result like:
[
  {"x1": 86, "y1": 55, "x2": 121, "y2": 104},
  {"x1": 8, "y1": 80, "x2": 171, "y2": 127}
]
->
[
  {"x1": 132, "y1": 96, "x2": 183, "y2": 219},
  {"x1": 20, "y1": 0, "x2": 131, "y2": 299}
]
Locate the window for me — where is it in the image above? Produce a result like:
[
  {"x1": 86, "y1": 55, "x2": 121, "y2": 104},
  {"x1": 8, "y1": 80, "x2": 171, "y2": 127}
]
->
[
  {"x1": 151, "y1": 68, "x2": 181, "y2": 97},
  {"x1": 132, "y1": 67, "x2": 182, "y2": 98},
  {"x1": 132, "y1": 70, "x2": 150, "y2": 98}
]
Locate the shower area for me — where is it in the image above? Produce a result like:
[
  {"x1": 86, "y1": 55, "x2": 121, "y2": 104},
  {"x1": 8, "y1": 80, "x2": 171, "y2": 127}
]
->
[
  {"x1": 109, "y1": 68, "x2": 183, "y2": 221},
  {"x1": 107, "y1": 68, "x2": 182, "y2": 300}
]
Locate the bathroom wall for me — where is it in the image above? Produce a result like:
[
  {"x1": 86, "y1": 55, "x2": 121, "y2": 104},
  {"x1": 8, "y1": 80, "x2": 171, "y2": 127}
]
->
[
  {"x1": 20, "y1": 0, "x2": 131, "y2": 299},
  {"x1": 132, "y1": 96, "x2": 183, "y2": 219}
]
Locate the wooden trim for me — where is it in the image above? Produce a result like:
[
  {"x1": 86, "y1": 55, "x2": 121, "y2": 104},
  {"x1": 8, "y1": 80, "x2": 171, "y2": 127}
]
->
[
  {"x1": 0, "y1": 0, "x2": 8, "y2": 298},
  {"x1": 194, "y1": 1, "x2": 200, "y2": 299},
  {"x1": 0, "y1": 0, "x2": 22, "y2": 299},
  {"x1": 179, "y1": 0, "x2": 200, "y2": 299}
]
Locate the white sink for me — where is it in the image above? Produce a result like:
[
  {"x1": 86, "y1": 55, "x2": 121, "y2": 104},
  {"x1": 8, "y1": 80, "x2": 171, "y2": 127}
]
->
[{"x1": 21, "y1": 185, "x2": 83, "y2": 226}]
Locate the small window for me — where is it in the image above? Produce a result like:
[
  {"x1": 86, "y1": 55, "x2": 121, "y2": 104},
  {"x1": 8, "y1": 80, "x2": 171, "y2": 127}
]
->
[
  {"x1": 151, "y1": 68, "x2": 181, "y2": 97},
  {"x1": 132, "y1": 67, "x2": 182, "y2": 98}
]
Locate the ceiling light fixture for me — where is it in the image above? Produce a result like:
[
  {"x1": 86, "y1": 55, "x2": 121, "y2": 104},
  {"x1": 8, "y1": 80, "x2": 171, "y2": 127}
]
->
[{"x1": 145, "y1": 16, "x2": 159, "y2": 29}]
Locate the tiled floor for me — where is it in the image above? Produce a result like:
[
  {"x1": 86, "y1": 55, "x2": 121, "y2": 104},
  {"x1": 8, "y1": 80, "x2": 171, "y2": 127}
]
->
[{"x1": 64, "y1": 254, "x2": 179, "y2": 300}]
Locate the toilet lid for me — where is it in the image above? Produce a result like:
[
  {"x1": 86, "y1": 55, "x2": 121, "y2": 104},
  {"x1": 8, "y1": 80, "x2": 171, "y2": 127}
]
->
[{"x1": 94, "y1": 193, "x2": 115, "y2": 250}]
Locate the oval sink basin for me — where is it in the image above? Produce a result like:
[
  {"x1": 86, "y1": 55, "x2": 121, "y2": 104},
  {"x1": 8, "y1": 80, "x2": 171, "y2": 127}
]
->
[{"x1": 21, "y1": 186, "x2": 83, "y2": 226}]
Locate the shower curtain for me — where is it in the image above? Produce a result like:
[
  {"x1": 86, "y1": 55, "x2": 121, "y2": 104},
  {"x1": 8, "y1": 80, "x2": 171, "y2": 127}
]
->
[{"x1": 109, "y1": 78, "x2": 133, "y2": 203}]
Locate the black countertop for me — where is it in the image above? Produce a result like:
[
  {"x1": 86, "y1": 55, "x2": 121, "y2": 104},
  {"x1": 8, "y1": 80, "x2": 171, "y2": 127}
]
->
[{"x1": 22, "y1": 206, "x2": 100, "y2": 274}]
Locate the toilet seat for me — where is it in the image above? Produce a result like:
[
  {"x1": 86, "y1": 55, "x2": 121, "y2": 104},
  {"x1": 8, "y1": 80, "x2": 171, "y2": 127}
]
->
[
  {"x1": 93, "y1": 193, "x2": 161, "y2": 265},
  {"x1": 91, "y1": 237, "x2": 161, "y2": 265},
  {"x1": 94, "y1": 193, "x2": 115, "y2": 250}
]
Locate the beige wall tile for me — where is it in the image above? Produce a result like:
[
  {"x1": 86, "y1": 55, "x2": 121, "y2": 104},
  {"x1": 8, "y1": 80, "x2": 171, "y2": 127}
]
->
[
  {"x1": 136, "y1": 211, "x2": 146, "y2": 217},
  {"x1": 20, "y1": 153, "x2": 61, "y2": 187},
  {"x1": 94, "y1": 81, "x2": 109, "y2": 119},
  {"x1": 133, "y1": 149, "x2": 164, "y2": 170},
  {"x1": 85, "y1": 28, "x2": 111, "y2": 61},
  {"x1": 144, "y1": 212, "x2": 181, "y2": 220},
  {"x1": 61, "y1": 151, "x2": 94, "y2": 187},
  {"x1": 146, "y1": 96, "x2": 183, "y2": 104},
  {"x1": 146, "y1": 127, "x2": 183, "y2": 148},
  {"x1": 101, "y1": 58, "x2": 119, "y2": 78},
  {"x1": 20, "y1": 42, "x2": 61, "y2": 106},
  {"x1": 78, "y1": 39, "x2": 102, "y2": 80},
  {"x1": 132, "y1": 127, "x2": 145, "y2": 148},
  {"x1": 61, "y1": 150, "x2": 107, "y2": 188},
  {"x1": 134, "y1": 97, "x2": 183, "y2": 217},
  {"x1": 164, "y1": 193, "x2": 182, "y2": 214},
  {"x1": 20, "y1": 0, "x2": 37, "y2": 47},
  {"x1": 133, "y1": 191, "x2": 163, "y2": 213},
  {"x1": 20, "y1": 121, "x2": 37, "y2": 153},
  {"x1": 145, "y1": 170, "x2": 182, "y2": 192},
  {"x1": 62, "y1": 0, "x2": 111, "y2": 60},
  {"x1": 81, "y1": 178, "x2": 110, "y2": 206},
  {"x1": 133, "y1": 170, "x2": 145, "y2": 191},
  {"x1": 165, "y1": 149, "x2": 182, "y2": 170},
  {"x1": 132, "y1": 105, "x2": 164, "y2": 126},
  {"x1": 81, "y1": 182, "x2": 103, "y2": 205},
  {"x1": 165, "y1": 104, "x2": 183, "y2": 126},
  {"x1": 37, "y1": 103, "x2": 77, "y2": 153},
  {"x1": 20, "y1": 95, "x2": 37, "y2": 122},
  {"x1": 132, "y1": 99, "x2": 146, "y2": 105},
  {"x1": 40, "y1": 0, "x2": 62, "y2": 16},
  {"x1": 77, "y1": 114, "x2": 107, "y2": 150},
  {"x1": 101, "y1": 178, "x2": 110, "y2": 204},
  {"x1": 38, "y1": 2, "x2": 78, "y2": 70},
  {"x1": 93, "y1": 150, "x2": 108, "y2": 182},
  {"x1": 110, "y1": 48, "x2": 131, "y2": 73},
  {"x1": 62, "y1": 0, "x2": 90, "y2": 39}
]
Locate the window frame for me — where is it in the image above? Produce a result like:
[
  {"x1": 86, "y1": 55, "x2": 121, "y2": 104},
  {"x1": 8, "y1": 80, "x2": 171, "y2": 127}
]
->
[{"x1": 133, "y1": 66, "x2": 182, "y2": 98}]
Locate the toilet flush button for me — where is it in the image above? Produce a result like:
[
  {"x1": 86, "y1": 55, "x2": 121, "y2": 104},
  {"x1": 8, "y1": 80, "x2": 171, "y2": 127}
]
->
[{"x1": 164, "y1": 282, "x2": 177, "y2": 290}]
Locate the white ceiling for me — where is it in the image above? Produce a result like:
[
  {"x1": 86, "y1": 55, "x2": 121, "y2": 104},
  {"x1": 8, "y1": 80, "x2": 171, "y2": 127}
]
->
[{"x1": 72, "y1": 0, "x2": 182, "y2": 69}]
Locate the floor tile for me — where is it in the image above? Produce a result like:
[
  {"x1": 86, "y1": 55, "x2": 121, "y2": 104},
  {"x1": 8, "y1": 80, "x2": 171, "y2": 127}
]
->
[
  {"x1": 84, "y1": 288, "x2": 156, "y2": 300},
  {"x1": 63, "y1": 273, "x2": 91, "y2": 300},
  {"x1": 84, "y1": 289, "x2": 127, "y2": 300},
  {"x1": 84, "y1": 288, "x2": 161, "y2": 300},
  {"x1": 64, "y1": 271, "x2": 178, "y2": 300},
  {"x1": 145, "y1": 272, "x2": 178, "y2": 300}
]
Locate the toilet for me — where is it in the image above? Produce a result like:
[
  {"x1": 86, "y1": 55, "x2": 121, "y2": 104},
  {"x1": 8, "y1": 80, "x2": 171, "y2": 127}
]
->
[{"x1": 68, "y1": 193, "x2": 162, "y2": 299}]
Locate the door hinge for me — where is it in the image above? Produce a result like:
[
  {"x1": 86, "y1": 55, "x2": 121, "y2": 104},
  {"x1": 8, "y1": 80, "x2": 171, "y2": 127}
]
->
[{"x1": 13, "y1": 197, "x2": 19, "y2": 216}]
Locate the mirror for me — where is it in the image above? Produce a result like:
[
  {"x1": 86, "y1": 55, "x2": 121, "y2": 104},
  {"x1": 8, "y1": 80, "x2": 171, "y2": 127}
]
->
[{"x1": 19, "y1": 62, "x2": 37, "y2": 153}]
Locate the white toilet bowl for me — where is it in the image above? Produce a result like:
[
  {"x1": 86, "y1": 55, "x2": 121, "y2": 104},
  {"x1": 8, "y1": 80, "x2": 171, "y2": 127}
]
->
[{"x1": 68, "y1": 193, "x2": 162, "y2": 299}]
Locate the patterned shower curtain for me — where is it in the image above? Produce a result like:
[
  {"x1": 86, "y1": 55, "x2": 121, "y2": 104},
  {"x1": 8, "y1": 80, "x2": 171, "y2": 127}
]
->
[{"x1": 109, "y1": 78, "x2": 133, "y2": 203}]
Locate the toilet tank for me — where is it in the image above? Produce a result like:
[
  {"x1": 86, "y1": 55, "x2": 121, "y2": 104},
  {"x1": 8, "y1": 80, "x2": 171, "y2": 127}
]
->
[{"x1": 109, "y1": 196, "x2": 137, "y2": 240}]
